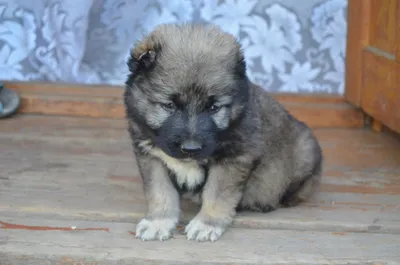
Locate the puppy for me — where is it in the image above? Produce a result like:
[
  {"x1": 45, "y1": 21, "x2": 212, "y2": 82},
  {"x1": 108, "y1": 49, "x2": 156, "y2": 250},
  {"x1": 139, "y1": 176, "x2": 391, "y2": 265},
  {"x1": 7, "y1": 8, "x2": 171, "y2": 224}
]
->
[{"x1": 123, "y1": 23, "x2": 323, "y2": 242}]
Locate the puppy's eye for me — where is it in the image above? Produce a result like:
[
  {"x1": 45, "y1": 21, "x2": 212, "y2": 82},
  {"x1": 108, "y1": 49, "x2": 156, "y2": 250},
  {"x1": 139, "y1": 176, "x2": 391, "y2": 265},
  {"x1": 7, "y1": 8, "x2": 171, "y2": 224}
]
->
[
  {"x1": 209, "y1": 104, "x2": 220, "y2": 113},
  {"x1": 161, "y1": 102, "x2": 175, "y2": 111}
]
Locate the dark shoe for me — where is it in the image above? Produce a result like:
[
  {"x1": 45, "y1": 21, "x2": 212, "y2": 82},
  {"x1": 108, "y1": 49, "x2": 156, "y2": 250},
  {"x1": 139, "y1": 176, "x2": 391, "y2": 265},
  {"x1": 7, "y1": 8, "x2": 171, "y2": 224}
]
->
[{"x1": 0, "y1": 83, "x2": 20, "y2": 118}]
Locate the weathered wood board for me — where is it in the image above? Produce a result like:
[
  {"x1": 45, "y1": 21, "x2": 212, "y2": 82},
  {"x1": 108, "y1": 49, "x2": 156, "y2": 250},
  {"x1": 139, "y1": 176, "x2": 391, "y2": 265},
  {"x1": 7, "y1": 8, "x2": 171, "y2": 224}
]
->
[
  {"x1": 1, "y1": 217, "x2": 400, "y2": 265},
  {"x1": 1, "y1": 115, "x2": 399, "y2": 264}
]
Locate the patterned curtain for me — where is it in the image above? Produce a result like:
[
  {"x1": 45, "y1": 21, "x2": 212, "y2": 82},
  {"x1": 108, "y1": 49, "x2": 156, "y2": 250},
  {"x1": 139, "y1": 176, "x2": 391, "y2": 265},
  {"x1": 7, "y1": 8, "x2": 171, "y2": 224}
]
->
[{"x1": 0, "y1": 0, "x2": 347, "y2": 94}]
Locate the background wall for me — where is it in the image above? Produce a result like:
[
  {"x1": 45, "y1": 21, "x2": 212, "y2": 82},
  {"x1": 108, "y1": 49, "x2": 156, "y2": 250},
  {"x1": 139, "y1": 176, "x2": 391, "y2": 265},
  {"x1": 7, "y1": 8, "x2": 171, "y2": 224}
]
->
[{"x1": 0, "y1": 0, "x2": 347, "y2": 94}]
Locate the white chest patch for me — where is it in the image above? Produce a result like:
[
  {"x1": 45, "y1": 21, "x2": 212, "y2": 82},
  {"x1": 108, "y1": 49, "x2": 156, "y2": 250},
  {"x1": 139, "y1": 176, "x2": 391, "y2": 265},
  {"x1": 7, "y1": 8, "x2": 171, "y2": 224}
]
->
[{"x1": 139, "y1": 141, "x2": 205, "y2": 189}]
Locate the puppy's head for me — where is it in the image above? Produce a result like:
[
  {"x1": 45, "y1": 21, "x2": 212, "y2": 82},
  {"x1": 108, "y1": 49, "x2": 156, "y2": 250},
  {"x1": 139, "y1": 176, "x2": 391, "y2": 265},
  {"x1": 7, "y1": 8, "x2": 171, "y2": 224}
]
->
[{"x1": 125, "y1": 23, "x2": 249, "y2": 160}]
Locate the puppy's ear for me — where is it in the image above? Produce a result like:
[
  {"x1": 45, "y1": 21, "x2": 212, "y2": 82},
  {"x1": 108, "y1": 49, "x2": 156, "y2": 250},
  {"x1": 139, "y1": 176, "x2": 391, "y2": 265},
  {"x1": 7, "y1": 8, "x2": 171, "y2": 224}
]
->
[
  {"x1": 235, "y1": 50, "x2": 247, "y2": 78},
  {"x1": 127, "y1": 50, "x2": 156, "y2": 74}
]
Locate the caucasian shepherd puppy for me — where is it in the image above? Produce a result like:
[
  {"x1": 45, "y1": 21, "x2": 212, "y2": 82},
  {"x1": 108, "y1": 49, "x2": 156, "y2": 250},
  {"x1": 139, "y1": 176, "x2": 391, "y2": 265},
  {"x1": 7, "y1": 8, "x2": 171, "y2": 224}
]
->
[{"x1": 123, "y1": 23, "x2": 323, "y2": 242}]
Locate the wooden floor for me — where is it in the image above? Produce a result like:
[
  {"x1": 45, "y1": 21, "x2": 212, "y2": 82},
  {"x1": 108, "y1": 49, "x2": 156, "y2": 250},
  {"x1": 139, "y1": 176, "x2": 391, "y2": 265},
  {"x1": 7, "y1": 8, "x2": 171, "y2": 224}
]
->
[{"x1": 1, "y1": 115, "x2": 400, "y2": 265}]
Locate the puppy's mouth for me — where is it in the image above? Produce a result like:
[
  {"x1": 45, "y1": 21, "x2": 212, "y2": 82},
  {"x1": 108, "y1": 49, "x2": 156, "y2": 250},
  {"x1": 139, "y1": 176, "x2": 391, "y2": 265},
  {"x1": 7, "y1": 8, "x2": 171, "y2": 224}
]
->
[
  {"x1": 160, "y1": 139, "x2": 214, "y2": 161},
  {"x1": 179, "y1": 138, "x2": 201, "y2": 154}
]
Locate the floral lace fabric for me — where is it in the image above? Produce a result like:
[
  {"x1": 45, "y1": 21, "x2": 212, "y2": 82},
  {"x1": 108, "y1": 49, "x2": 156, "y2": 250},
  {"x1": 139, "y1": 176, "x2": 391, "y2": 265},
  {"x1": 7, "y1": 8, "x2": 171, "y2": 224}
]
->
[{"x1": 0, "y1": 0, "x2": 347, "y2": 94}]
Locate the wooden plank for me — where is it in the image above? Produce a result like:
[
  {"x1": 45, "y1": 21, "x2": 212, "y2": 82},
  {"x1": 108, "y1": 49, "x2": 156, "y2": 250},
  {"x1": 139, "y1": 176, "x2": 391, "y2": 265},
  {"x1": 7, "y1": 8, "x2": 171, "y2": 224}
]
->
[
  {"x1": 17, "y1": 94, "x2": 125, "y2": 118},
  {"x1": 369, "y1": 0, "x2": 398, "y2": 55},
  {"x1": 0, "y1": 115, "x2": 127, "y2": 130},
  {"x1": 344, "y1": 0, "x2": 372, "y2": 106},
  {"x1": 1, "y1": 115, "x2": 400, "y2": 264},
  {"x1": 1, "y1": 157, "x2": 399, "y2": 234},
  {"x1": 2, "y1": 81, "x2": 351, "y2": 104},
  {"x1": 361, "y1": 51, "x2": 400, "y2": 134},
  {"x1": 17, "y1": 93, "x2": 361, "y2": 128},
  {"x1": 14, "y1": 95, "x2": 361, "y2": 128},
  {"x1": 1, "y1": 217, "x2": 400, "y2": 265},
  {"x1": 372, "y1": 118, "x2": 384, "y2": 132},
  {"x1": 4, "y1": 80, "x2": 364, "y2": 128},
  {"x1": 1, "y1": 116, "x2": 399, "y2": 235},
  {"x1": 2, "y1": 80, "x2": 123, "y2": 98},
  {"x1": 282, "y1": 102, "x2": 364, "y2": 129}
]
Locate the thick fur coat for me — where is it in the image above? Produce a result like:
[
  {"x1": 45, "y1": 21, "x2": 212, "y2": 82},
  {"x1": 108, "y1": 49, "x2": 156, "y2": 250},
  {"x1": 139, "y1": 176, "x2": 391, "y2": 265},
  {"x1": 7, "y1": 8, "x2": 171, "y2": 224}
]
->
[{"x1": 123, "y1": 23, "x2": 323, "y2": 242}]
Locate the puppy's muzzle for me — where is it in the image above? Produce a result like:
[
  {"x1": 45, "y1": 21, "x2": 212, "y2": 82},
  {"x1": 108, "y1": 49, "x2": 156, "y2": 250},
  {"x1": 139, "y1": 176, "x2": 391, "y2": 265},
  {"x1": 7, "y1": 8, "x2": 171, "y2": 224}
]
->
[{"x1": 180, "y1": 139, "x2": 203, "y2": 155}]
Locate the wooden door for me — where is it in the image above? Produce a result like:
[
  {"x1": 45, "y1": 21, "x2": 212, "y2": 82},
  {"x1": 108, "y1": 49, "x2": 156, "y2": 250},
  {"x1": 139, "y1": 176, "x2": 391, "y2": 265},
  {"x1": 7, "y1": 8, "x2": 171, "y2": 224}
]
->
[{"x1": 345, "y1": 0, "x2": 400, "y2": 133}]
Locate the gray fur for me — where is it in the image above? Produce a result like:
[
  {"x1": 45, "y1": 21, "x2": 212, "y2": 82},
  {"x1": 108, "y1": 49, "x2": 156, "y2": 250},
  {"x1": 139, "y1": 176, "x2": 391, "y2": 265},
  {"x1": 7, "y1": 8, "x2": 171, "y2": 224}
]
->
[{"x1": 123, "y1": 23, "x2": 323, "y2": 242}]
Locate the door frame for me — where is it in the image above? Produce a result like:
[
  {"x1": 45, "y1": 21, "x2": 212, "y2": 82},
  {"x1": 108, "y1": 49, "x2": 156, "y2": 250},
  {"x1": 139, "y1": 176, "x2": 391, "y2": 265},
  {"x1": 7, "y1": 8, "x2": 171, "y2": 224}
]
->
[
  {"x1": 344, "y1": 0, "x2": 400, "y2": 133},
  {"x1": 344, "y1": 0, "x2": 371, "y2": 107}
]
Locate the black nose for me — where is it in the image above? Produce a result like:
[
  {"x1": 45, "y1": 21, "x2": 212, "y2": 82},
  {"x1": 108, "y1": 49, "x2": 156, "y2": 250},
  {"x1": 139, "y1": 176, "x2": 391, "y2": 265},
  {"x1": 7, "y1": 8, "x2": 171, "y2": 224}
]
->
[{"x1": 180, "y1": 139, "x2": 202, "y2": 154}]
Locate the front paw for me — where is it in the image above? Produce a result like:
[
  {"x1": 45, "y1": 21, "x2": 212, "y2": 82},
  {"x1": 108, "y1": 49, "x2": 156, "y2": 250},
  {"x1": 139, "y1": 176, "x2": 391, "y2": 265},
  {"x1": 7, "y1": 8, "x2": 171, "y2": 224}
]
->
[
  {"x1": 185, "y1": 218, "x2": 227, "y2": 242},
  {"x1": 135, "y1": 217, "x2": 177, "y2": 241}
]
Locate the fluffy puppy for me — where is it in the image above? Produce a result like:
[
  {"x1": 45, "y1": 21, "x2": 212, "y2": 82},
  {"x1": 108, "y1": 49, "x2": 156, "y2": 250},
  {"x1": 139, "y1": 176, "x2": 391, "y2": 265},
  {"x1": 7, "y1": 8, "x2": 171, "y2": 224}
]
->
[{"x1": 123, "y1": 23, "x2": 323, "y2": 242}]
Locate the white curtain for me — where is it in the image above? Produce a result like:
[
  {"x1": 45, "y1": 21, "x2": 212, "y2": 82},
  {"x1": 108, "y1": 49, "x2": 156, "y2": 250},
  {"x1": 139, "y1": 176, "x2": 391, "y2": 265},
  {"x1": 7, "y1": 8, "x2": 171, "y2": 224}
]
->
[{"x1": 0, "y1": 0, "x2": 347, "y2": 94}]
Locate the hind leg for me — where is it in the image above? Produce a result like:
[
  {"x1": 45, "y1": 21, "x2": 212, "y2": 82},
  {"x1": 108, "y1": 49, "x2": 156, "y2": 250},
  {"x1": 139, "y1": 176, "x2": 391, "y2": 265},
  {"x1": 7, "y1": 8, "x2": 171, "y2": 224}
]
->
[
  {"x1": 280, "y1": 164, "x2": 322, "y2": 207},
  {"x1": 238, "y1": 129, "x2": 323, "y2": 212},
  {"x1": 237, "y1": 159, "x2": 288, "y2": 213},
  {"x1": 280, "y1": 129, "x2": 323, "y2": 207}
]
